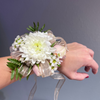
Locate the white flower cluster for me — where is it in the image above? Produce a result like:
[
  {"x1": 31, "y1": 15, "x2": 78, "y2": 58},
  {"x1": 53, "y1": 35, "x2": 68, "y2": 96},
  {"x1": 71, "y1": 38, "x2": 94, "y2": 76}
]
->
[
  {"x1": 12, "y1": 35, "x2": 23, "y2": 51},
  {"x1": 12, "y1": 31, "x2": 62, "y2": 74},
  {"x1": 49, "y1": 54, "x2": 62, "y2": 74}
]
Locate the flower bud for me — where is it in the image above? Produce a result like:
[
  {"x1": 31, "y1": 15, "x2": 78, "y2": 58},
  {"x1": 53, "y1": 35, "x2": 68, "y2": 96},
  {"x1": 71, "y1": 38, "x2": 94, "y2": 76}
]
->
[
  {"x1": 33, "y1": 65, "x2": 41, "y2": 76},
  {"x1": 54, "y1": 45, "x2": 66, "y2": 58}
]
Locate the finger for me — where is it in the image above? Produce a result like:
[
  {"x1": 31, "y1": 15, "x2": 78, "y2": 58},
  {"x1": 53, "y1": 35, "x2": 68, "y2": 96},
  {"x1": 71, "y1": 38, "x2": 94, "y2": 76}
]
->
[
  {"x1": 72, "y1": 72, "x2": 89, "y2": 81},
  {"x1": 85, "y1": 57, "x2": 99, "y2": 74},
  {"x1": 87, "y1": 48, "x2": 94, "y2": 58},
  {"x1": 84, "y1": 66, "x2": 90, "y2": 72}
]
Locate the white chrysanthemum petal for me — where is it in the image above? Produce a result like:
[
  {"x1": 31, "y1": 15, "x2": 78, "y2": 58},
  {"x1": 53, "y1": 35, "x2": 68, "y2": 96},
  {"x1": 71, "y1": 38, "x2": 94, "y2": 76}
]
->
[{"x1": 31, "y1": 59, "x2": 36, "y2": 65}]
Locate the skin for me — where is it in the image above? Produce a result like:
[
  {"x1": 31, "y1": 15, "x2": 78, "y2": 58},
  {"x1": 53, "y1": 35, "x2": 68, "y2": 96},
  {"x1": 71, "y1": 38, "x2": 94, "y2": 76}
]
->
[
  {"x1": 58, "y1": 42, "x2": 99, "y2": 80},
  {"x1": 0, "y1": 42, "x2": 99, "y2": 89}
]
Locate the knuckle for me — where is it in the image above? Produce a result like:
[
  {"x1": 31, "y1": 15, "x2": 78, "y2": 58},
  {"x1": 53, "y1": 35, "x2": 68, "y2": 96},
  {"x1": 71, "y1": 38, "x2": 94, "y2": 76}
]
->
[
  {"x1": 82, "y1": 55, "x2": 91, "y2": 63},
  {"x1": 86, "y1": 56, "x2": 92, "y2": 62},
  {"x1": 78, "y1": 43, "x2": 87, "y2": 49},
  {"x1": 91, "y1": 49, "x2": 94, "y2": 55},
  {"x1": 73, "y1": 42, "x2": 87, "y2": 48},
  {"x1": 81, "y1": 48, "x2": 88, "y2": 52}
]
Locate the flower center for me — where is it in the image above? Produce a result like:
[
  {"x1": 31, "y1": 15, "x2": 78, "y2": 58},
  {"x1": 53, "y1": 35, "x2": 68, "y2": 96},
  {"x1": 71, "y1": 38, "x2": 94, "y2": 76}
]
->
[
  {"x1": 32, "y1": 41, "x2": 43, "y2": 52},
  {"x1": 53, "y1": 59, "x2": 56, "y2": 63}
]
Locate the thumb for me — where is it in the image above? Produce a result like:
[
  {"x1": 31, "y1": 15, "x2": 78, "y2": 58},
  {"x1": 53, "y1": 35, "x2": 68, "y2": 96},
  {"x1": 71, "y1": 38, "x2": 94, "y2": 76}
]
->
[{"x1": 72, "y1": 72, "x2": 89, "y2": 81}]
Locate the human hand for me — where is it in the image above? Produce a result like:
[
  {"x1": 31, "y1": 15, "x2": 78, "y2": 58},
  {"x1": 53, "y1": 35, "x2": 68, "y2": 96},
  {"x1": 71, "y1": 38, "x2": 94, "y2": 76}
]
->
[{"x1": 58, "y1": 42, "x2": 99, "y2": 81}]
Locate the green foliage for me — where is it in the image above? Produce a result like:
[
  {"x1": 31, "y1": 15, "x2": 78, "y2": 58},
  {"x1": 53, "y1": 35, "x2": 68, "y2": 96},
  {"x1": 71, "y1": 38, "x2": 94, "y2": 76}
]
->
[
  {"x1": 51, "y1": 42, "x2": 56, "y2": 47},
  {"x1": 27, "y1": 22, "x2": 49, "y2": 32},
  {"x1": 39, "y1": 24, "x2": 45, "y2": 32},
  {"x1": 35, "y1": 63, "x2": 40, "y2": 68},
  {"x1": 7, "y1": 62, "x2": 16, "y2": 70},
  {"x1": 57, "y1": 64, "x2": 61, "y2": 67},
  {"x1": 18, "y1": 73, "x2": 23, "y2": 81},
  {"x1": 8, "y1": 58, "x2": 21, "y2": 66},
  {"x1": 28, "y1": 66, "x2": 32, "y2": 73},
  {"x1": 7, "y1": 59, "x2": 21, "y2": 72},
  {"x1": 15, "y1": 68, "x2": 19, "y2": 80},
  {"x1": 11, "y1": 70, "x2": 15, "y2": 80},
  {"x1": 26, "y1": 73, "x2": 31, "y2": 80},
  {"x1": 7, "y1": 58, "x2": 32, "y2": 81},
  {"x1": 7, "y1": 58, "x2": 22, "y2": 80},
  {"x1": 51, "y1": 53, "x2": 54, "y2": 55},
  {"x1": 37, "y1": 22, "x2": 39, "y2": 30},
  {"x1": 26, "y1": 66, "x2": 32, "y2": 80}
]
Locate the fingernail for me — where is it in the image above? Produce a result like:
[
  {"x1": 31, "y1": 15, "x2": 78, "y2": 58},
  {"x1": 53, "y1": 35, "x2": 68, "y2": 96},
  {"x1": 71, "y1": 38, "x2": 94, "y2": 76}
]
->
[{"x1": 85, "y1": 76, "x2": 89, "y2": 78}]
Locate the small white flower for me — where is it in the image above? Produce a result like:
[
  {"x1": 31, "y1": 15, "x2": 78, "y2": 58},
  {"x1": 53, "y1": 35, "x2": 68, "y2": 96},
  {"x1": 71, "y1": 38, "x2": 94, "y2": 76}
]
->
[
  {"x1": 20, "y1": 57, "x2": 25, "y2": 62},
  {"x1": 15, "y1": 35, "x2": 20, "y2": 40},
  {"x1": 51, "y1": 70, "x2": 54, "y2": 74},
  {"x1": 54, "y1": 67, "x2": 57, "y2": 71},
  {"x1": 50, "y1": 55, "x2": 61, "y2": 66}
]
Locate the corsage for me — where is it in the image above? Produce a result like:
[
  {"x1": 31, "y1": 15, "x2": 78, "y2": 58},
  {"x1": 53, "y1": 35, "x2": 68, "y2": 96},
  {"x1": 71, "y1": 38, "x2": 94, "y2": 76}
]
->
[{"x1": 7, "y1": 22, "x2": 68, "y2": 100}]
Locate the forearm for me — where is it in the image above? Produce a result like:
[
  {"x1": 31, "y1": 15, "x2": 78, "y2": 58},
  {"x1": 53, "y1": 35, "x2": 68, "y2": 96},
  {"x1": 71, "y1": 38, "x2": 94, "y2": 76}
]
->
[{"x1": 0, "y1": 56, "x2": 16, "y2": 89}]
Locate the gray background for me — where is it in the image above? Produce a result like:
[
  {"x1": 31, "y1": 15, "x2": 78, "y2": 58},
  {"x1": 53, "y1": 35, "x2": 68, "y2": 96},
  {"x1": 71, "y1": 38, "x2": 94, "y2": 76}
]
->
[{"x1": 0, "y1": 0, "x2": 100, "y2": 100}]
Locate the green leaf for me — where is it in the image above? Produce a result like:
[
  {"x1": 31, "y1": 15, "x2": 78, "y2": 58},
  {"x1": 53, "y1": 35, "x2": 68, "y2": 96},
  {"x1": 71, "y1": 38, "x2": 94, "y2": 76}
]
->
[
  {"x1": 39, "y1": 24, "x2": 45, "y2": 32},
  {"x1": 15, "y1": 68, "x2": 19, "y2": 80},
  {"x1": 7, "y1": 62, "x2": 16, "y2": 70},
  {"x1": 49, "y1": 63, "x2": 51, "y2": 66},
  {"x1": 35, "y1": 63, "x2": 40, "y2": 68},
  {"x1": 26, "y1": 74, "x2": 31, "y2": 80},
  {"x1": 7, "y1": 65, "x2": 14, "y2": 70},
  {"x1": 8, "y1": 58, "x2": 21, "y2": 66},
  {"x1": 33, "y1": 22, "x2": 36, "y2": 30},
  {"x1": 37, "y1": 22, "x2": 39, "y2": 31},
  {"x1": 51, "y1": 42, "x2": 56, "y2": 47},
  {"x1": 57, "y1": 64, "x2": 61, "y2": 67},
  {"x1": 29, "y1": 26, "x2": 33, "y2": 29},
  {"x1": 19, "y1": 65, "x2": 23, "y2": 73},
  {"x1": 8, "y1": 58, "x2": 21, "y2": 63},
  {"x1": 27, "y1": 28, "x2": 31, "y2": 31},
  {"x1": 11, "y1": 70, "x2": 15, "y2": 80},
  {"x1": 27, "y1": 22, "x2": 50, "y2": 33},
  {"x1": 28, "y1": 66, "x2": 32, "y2": 74},
  {"x1": 7, "y1": 62, "x2": 17, "y2": 66},
  {"x1": 26, "y1": 66, "x2": 32, "y2": 80},
  {"x1": 29, "y1": 26, "x2": 35, "y2": 31},
  {"x1": 44, "y1": 29, "x2": 50, "y2": 33},
  {"x1": 18, "y1": 73, "x2": 23, "y2": 81},
  {"x1": 51, "y1": 53, "x2": 54, "y2": 55}
]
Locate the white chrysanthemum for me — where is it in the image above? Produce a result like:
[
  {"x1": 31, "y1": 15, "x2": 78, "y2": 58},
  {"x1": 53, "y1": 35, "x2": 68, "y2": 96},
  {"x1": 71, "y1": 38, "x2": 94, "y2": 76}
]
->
[{"x1": 19, "y1": 31, "x2": 56, "y2": 65}]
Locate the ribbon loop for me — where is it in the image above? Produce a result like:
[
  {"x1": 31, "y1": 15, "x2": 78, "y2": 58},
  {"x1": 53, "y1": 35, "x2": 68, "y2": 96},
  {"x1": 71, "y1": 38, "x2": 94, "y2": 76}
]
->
[
  {"x1": 28, "y1": 72, "x2": 65, "y2": 100},
  {"x1": 51, "y1": 72, "x2": 65, "y2": 100},
  {"x1": 28, "y1": 74, "x2": 37, "y2": 100}
]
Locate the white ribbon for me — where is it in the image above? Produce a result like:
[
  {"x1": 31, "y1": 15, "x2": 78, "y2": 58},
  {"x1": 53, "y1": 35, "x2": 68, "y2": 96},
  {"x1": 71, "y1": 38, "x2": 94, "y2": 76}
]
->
[{"x1": 28, "y1": 72, "x2": 65, "y2": 100}]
